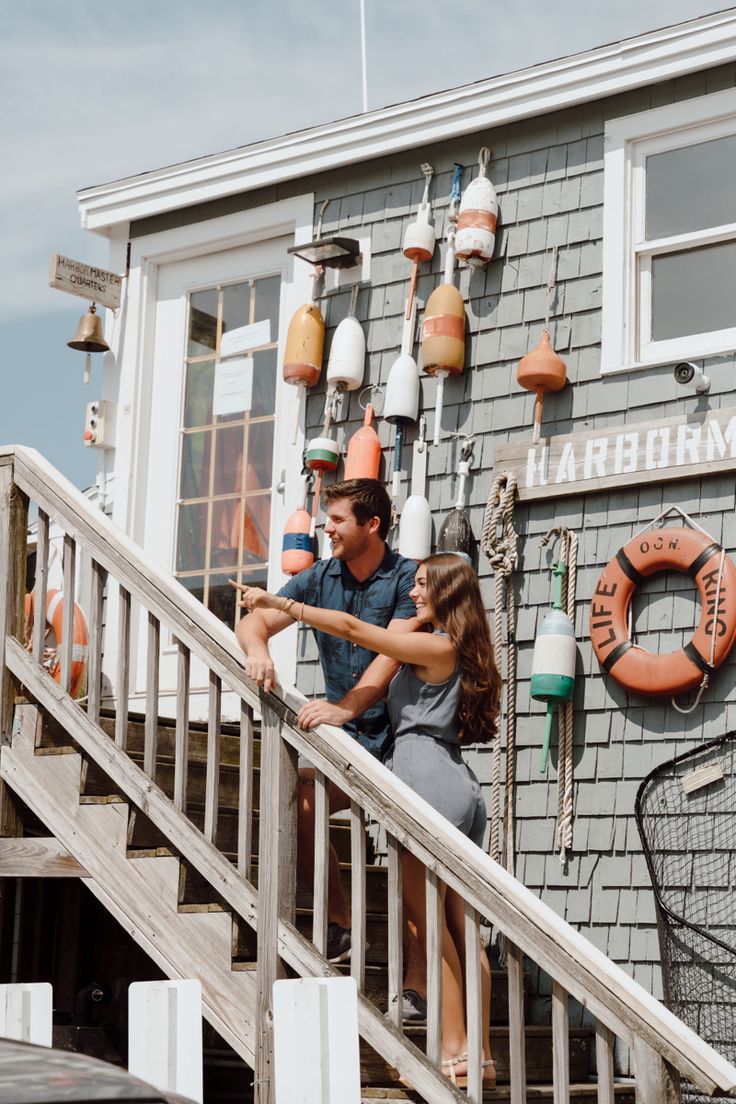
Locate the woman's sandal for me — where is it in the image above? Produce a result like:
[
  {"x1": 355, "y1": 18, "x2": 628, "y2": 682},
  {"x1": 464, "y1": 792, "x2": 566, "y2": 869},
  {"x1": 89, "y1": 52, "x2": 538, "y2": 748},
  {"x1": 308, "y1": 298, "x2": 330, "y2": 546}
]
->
[{"x1": 442, "y1": 1052, "x2": 497, "y2": 1089}]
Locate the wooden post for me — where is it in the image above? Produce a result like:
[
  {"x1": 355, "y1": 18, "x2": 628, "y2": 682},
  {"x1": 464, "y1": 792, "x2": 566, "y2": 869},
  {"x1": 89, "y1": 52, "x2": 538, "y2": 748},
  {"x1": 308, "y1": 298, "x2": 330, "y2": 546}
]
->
[
  {"x1": 255, "y1": 704, "x2": 298, "y2": 1104},
  {"x1": 633, "y1": 1037, "x2": 681, "y2": 1104},
  {"x1": 0, "y1": 982, "x2": 52, "y2": 1046},
  {"x1": 128, "y1": 980, "x2": 203, "y2": 1104},
  {"x1": 0, "y1": 461, "x2": 27, "y2": 839},
  {"x1": 506, "y1": 940, "x2": 527, "y2": 1104}
]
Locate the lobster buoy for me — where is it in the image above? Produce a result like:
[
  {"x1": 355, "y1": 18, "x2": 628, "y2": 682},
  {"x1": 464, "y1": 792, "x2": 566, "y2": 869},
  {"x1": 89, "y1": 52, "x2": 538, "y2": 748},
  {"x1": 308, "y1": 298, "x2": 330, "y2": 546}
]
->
[
  {"x1": 518, "y1": 329, "x2": 566, "y2": 443},
  {"x1": 531, "y1": 558, "x2": 576, "y2": 772},
  {"x1": 282, "y1": 475, "x2": 315, "y2": 575},
  {"x1": 326, "y1": 313, "x2": 365, "y2": 393},
  {"x1": 455, "y1": 147, "x2": 498, "y2": 269},
  {"x1": 590, "y1": 527, "x2": 736, "y2": 697},
  {"x1": 305, "y1": 435, "x2": 340, "y2": 472},
  {"x1": 343, "y1": 404, "x2": 381, "y2": 481},
  {"x1": 437, "y1": 446, "x2": 474, "y2": 564},
  {"x1": 283, "y1": 302, "x2": 325, "y2": 389},
  {"x1": 398, "y1": 495, "x2": 432, "y2": 562},
  {"x1": 421, "y1": 284, "x2": 465, "y2": 446},
  {"x1": 403, "y1": 163, "x2": 436, "y2": 321},
  {"x1": 385, "y1": 352, "x2": 420, "y2": 498},
  {"x1": 24, "y1": 588, "x2": 89, "y2": 700}
]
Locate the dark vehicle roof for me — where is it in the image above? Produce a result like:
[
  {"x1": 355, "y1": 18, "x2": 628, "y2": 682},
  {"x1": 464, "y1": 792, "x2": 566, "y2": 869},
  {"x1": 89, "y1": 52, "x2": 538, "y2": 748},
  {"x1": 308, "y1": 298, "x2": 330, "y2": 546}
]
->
[{"x1": 0, "y1": 1038, "x2": 192, "y2": 1103}]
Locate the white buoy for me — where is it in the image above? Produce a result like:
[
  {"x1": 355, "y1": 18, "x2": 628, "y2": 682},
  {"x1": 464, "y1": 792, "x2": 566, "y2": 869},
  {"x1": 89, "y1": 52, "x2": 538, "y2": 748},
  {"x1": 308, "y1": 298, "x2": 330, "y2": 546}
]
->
[
  {"x1": 398, "y1": 494, "x2": 432, "y2": 561},
  {"x1": 326, "y1": 285, "x2": 365, "y2": 392}
]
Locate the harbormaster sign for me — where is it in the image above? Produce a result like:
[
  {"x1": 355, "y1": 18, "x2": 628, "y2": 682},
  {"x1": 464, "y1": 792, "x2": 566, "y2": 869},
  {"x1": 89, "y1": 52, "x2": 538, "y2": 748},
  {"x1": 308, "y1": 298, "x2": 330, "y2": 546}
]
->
[
  {"x1": 49, "y1": 254, "x2": 122, "y2": 311},
  {"x1": 494, "y1": 407, "x2": 736, "y2": 501}
]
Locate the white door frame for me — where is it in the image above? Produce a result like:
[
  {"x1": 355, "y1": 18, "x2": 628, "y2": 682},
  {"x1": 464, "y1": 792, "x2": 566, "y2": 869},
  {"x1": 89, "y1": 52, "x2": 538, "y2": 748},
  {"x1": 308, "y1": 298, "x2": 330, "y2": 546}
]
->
[{"x1": 103, "y1": 194, "x2": 314, "y2": 714}]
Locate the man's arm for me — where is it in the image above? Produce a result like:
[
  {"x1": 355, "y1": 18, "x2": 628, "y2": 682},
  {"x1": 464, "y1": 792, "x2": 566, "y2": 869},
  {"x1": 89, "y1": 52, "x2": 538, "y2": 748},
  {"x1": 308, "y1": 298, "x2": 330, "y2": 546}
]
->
[
  {"x1": 296, "y1": 616, "x2": 420, "y2": 729},
  {"x1": 235, "y1": 607, "x2": 294, "y2": 693}
]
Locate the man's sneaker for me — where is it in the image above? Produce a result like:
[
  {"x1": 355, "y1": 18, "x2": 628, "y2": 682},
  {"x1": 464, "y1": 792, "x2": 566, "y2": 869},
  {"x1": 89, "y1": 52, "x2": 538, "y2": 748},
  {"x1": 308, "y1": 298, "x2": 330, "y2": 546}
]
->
[
  {"x1": 402, "y1": 988, "x2": 428, "y2": 1025},
  {"x1": 326, "y1": 922, "x2": 352, "y2": 963}
]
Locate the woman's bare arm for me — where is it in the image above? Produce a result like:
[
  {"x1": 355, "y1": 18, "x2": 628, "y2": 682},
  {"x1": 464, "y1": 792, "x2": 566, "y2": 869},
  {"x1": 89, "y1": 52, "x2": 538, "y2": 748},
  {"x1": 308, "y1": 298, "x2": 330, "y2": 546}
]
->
[{"x1": 232, "y1": 584, "x2": 454, "y2": 681}]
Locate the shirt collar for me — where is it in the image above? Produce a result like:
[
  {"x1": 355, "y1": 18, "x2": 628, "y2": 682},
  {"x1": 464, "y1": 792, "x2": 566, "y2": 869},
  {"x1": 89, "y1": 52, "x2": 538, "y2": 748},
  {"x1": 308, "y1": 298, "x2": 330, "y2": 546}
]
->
[{"x1": 325, "y1": 544, "x2": 397, "y2": 582}]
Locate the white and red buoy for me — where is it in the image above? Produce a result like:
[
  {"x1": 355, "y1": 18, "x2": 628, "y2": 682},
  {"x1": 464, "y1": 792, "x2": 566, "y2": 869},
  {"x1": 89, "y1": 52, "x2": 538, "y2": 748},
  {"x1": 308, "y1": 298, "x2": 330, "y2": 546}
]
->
[
  {"x1": 402, "y1": 163, "x2": 436, "y2": 322},
  {"x1": 455, "y1": 147, "x2": 498, "y2": 269},
  {"x1": 421, "y1": 164, "x2": 466, "y2": 446},
  {"x1": 282, "y1": 474, "x2": 315, "y2": 576}
]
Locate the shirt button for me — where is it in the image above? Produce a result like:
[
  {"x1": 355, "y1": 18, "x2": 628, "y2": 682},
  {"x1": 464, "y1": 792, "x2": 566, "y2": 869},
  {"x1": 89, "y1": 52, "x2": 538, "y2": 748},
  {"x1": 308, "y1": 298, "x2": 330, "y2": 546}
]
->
[{"x1": 352, "y1": 671, "x2": 357, "y2": 678}]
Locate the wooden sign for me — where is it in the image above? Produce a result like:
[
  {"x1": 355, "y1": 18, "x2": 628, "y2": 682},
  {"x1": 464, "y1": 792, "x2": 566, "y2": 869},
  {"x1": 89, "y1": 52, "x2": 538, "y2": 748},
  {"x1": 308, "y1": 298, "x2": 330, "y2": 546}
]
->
[
  {"x1": 495, "y1": 407, "x2": 736, "y2": 501},
  {"x1": 49, "y1": 254, "x2": 122, "y2": 310}
]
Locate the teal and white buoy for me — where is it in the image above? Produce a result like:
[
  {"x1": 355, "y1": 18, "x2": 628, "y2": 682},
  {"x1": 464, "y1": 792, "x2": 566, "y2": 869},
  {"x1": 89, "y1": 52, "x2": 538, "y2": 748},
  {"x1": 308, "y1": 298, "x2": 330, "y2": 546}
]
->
[{"x1": 531, "y1": 558, "x2": 576, "y2": 773}]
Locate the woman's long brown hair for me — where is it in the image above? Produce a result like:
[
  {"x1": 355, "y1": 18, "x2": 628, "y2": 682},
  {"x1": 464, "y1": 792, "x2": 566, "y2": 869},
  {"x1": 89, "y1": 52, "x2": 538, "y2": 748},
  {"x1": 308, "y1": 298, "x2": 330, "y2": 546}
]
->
[{"x1": 424, "y1": 553, "x2": 501, "y2": 745}]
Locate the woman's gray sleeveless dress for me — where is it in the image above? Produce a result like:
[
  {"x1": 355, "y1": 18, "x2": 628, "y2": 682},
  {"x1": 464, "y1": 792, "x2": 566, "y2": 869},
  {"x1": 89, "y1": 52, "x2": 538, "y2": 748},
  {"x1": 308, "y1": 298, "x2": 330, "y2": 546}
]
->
[{"x1": 384, "y1": 661, "x2": 486, "y2": 846}]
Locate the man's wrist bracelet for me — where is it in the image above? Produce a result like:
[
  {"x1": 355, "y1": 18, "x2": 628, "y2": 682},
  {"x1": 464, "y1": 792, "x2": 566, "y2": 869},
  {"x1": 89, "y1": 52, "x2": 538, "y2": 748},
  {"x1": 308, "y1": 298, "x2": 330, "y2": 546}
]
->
[{"x1": 281, "y1": 597, "x2": 305, "y2": 622}]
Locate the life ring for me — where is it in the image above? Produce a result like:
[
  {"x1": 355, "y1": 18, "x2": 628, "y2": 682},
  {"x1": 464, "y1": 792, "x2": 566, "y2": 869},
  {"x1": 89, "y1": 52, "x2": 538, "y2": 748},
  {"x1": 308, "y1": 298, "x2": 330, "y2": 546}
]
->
[
  {"x1": 590, "y1": 527, "x2": 736, "y2": 696},
  {"x1": 24, "y1": 589, "x2": 89, "y2": 700}
]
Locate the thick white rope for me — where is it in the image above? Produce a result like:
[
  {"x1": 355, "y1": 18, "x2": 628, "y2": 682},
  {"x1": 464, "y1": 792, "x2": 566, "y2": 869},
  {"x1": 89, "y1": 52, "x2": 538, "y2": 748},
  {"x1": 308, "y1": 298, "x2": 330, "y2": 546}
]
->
[{"x1": 480, "y1": 472, "x2": 519, "y2": 873}]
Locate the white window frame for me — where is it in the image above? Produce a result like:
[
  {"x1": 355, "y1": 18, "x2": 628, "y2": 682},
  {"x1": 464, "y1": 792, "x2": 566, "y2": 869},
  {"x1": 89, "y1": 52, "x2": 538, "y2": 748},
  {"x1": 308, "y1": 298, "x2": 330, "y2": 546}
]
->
[{"x1": 601, "y1": 86, "x2": 736, "y2": 375}]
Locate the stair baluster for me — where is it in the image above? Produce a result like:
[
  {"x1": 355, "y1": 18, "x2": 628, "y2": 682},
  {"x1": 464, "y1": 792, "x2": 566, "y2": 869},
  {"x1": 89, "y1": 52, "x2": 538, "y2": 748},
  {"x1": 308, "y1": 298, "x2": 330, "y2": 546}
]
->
[
  {"x1": 174, "y1": 639, "x2": 190, "y2": 813},
  {"x1": 115, "y1": 585, "x2": 131, "y2": 751},
  {"x1": 144, "y1": 612, "x2": 160, "y2": 780},
  {"x1": 312, "y1": 768, "x2": 329, "y2": 957}
]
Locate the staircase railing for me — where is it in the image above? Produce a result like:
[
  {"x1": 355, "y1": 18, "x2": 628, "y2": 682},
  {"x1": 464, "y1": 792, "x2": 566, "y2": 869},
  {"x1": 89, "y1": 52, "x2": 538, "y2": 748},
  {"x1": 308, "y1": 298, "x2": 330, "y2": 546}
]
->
[{"x1": 1, "y1": 445, "x2": 735, "y2": 1104}]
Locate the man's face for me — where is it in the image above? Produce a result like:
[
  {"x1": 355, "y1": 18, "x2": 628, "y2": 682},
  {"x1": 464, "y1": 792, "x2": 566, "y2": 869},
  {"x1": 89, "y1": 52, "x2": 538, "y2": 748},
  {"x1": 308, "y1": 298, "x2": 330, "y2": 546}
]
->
[{"x1": 324, "y1": 497, "x2": 375, "y2": 561}]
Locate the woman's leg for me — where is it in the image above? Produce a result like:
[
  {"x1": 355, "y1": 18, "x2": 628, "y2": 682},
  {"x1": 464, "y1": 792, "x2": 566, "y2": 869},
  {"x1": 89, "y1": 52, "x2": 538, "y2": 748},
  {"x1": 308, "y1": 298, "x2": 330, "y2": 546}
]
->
[
  {"x1": 401, "y1": 852, "x2": 467, "y2": 1060},
  {"x1": 444, "y1": 886, "x2": 494, "y2": 1078}
]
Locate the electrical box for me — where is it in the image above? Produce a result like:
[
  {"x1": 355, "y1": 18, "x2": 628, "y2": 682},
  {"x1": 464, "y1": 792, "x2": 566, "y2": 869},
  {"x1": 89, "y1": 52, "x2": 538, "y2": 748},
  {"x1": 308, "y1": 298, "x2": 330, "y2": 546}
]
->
[{"x1": 83, "y1": 400, "x2": 116, "y2": 449}]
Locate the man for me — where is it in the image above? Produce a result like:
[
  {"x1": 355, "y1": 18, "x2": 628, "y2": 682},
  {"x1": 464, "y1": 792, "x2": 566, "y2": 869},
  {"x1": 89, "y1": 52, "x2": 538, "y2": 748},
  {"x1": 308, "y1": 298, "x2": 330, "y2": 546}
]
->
[{"x1": 235, "y1": 478, "x2": 426, "y2": 1021}]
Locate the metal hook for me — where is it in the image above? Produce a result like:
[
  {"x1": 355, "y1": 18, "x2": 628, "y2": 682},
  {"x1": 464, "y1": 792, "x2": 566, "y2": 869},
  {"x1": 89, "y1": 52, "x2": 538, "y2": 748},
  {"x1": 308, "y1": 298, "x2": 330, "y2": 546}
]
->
[
  {"x1": 358, "y1": 383, "x2": 383, "y2": 415},
  {"x1": 316, "y1": 198, "x2": 331, "y2": 239}
]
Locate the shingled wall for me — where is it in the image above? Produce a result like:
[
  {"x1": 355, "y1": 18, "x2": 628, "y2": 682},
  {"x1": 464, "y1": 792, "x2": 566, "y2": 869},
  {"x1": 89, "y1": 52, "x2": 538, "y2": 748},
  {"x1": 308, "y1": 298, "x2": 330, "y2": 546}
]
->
[
  {"x1": 129, "y1": 58, "x2": 736, "y2": 1027},
  {"x1": 290, "y1": 61, "x2": 736, "y2": 1019}
]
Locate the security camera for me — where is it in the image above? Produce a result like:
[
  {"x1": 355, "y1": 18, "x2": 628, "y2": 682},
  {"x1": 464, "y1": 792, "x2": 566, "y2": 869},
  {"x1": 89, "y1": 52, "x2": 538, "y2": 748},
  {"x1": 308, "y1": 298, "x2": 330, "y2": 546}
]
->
[{"x1": 674, "y1": 362, "x2": 710, "y2": 393}]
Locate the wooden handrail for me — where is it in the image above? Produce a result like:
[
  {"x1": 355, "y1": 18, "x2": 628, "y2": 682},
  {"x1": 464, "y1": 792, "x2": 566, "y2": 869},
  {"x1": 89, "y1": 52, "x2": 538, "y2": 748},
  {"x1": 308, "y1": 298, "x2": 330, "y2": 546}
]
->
[{"x1": 3, "y1": 444, "x2": 736, "y2": 1098}]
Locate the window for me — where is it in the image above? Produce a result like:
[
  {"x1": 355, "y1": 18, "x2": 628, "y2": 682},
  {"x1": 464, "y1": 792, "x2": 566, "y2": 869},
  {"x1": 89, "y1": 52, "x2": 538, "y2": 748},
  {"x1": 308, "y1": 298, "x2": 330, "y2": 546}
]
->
[
  {"x1": 601, "y1": 87, "x2": 736, "y2": 374},
  {"x1": 176, "y1": 275, "x2": 280, "y2": 629}
]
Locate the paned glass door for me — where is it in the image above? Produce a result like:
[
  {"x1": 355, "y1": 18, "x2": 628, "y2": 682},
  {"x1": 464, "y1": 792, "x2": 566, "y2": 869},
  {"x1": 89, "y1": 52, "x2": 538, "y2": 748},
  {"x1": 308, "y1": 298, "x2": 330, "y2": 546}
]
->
[{"x1": 176, "y1": 276, "x2": 280, "y2": 631}]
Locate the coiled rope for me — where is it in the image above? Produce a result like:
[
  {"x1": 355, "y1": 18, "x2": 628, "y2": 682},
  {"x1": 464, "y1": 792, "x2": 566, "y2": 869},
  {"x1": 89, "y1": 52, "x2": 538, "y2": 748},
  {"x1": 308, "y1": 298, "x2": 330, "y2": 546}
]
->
[
  {"x1": 541, "y1": 525, "x2": 579, "y2": 864},
  {"x1": 480, "y1": 472, "x2": 519, "y2": 874}
]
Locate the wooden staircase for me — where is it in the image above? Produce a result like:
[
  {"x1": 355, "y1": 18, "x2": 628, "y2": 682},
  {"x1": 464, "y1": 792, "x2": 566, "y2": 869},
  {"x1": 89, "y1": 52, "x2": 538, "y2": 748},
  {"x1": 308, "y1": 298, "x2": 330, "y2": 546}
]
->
[
  {"x1": 1, "y1": 445, "x2": 735, "y2": 1104},
  {"x1": 2, "y1": 702, "x2": 635, "y2": 1101}
]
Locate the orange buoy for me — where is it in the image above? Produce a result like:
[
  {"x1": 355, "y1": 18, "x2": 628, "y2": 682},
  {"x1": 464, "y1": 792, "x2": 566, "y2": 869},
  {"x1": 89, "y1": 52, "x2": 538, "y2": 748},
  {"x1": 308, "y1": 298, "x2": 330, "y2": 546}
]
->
[
  {"x1": 343, "y1": 404, "x2": 381, "y2": 481},
  {"x1": 517, "y1": 329, "x2": 566, "y2": 443},
  {"x1": 421, "y1": 284, "x2": 465, "y2": 445},
  {"x1": 24, "y1": 588, "x2": 89, "y2": 699},
  {"x1": 283, "y1": 302, "x2": 325, "y2": 389},
  {"x1": 590, "y1": 527, "x2": 736, "y2": 697}
]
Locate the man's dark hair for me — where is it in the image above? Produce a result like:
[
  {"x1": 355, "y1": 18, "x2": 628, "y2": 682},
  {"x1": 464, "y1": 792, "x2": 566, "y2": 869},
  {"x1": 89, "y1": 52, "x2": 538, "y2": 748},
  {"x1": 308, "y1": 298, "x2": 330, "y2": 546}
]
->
[{"x1": 323, "y1": 479, "x2": 392, "y2": 540}]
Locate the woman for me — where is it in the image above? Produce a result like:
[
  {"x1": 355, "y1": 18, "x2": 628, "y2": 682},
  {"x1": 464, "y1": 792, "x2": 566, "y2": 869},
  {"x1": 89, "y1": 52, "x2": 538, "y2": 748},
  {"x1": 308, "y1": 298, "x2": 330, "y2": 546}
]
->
[{"x1": 236, "y1": 553, "x2": 500, "y2": 1087}]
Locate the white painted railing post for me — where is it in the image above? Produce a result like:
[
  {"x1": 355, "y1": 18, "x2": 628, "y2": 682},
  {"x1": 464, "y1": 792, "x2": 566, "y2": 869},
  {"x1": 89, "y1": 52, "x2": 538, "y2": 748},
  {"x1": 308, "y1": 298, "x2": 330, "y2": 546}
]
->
[
  {"x1": 128, "y1": 979, "x2": 203, "y2": 1104},
  {"x1": 273, "y1": 978, "x2": 360, "y2": 1104},
  {"x1": 0, "y1": 982, "x2": 52, "y2": 1046}
]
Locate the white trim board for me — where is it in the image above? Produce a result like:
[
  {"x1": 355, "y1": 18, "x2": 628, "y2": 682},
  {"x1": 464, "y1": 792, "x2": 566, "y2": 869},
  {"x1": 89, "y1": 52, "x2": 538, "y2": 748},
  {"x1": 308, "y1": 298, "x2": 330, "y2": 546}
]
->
[{"x1": 78, "y1": 9, "x2": 736, "y2": 232}]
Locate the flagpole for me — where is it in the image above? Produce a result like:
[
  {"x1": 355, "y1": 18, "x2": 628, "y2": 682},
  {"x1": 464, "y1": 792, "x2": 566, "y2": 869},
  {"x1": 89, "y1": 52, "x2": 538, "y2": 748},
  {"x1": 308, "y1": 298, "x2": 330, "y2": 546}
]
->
[{"x1": 359, "y1": 0, "x2": 368, "y2": 112}]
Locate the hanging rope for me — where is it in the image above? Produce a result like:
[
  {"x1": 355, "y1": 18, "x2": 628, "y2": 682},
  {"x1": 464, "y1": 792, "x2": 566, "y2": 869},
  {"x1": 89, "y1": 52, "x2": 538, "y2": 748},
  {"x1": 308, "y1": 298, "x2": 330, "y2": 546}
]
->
[
  {"x1": 541, "y1": 525, "x2": 579, "y2": 864},
  {"x1": 480, "y1": 472, "x2": 519, "y2": 873}
]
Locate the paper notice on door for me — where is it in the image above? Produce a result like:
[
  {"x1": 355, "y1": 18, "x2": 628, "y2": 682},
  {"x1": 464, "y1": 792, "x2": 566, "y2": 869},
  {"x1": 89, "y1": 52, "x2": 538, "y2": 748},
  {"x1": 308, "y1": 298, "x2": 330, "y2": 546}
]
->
[
  {"x1": 219, "y1": 319, "x2": 271, "y2": 358},
  {"x1": 213, "y1": 356, "x2": 254, "y2": 416}
]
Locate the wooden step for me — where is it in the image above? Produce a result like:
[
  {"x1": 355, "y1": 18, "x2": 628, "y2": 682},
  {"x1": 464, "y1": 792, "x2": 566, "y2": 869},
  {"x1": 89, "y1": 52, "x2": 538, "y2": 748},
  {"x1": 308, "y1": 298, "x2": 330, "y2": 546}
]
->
[
  {"x1": 361, "y1": 1085, "x2": 635, "y2": 1103},
  {"x1": 127, "y1": 805, "x2": 374, "y2": 865},
  {"x1": 360, "y1": 1024, "x2": 593, "y2": 1087},
  {"x1": 332, "y1": 963, "x2": 515, "y2": 1024}
]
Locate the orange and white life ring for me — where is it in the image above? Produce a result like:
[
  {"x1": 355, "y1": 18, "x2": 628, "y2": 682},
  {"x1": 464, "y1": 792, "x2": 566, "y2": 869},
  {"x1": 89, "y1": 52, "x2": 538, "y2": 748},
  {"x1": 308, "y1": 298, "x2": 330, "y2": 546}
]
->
[
  {"x1": 590, "y1": 527, "x2": 736, "y2": 696},
  {"x1": 24, "y1": 588, "x2": 89, "y2": 700}
]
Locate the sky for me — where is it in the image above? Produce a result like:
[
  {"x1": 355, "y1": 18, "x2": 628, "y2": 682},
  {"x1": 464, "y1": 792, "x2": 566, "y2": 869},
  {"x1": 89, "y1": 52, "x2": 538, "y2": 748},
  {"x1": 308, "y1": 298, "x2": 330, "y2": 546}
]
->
[{"x1": 0, "y1": 0, "x2": 730, "y2": 490}]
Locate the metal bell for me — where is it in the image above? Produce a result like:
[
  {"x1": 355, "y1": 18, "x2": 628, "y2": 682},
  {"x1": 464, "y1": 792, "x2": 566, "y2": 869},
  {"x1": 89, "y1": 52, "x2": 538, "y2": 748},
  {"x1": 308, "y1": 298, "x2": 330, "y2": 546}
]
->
[{"x1": 67, "y1": 303, "x2": 109, "y2": 353}]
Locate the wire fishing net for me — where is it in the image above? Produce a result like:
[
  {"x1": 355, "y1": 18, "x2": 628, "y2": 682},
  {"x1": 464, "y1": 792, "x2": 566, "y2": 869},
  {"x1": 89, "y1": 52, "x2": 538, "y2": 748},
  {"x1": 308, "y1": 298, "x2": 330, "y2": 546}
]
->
[{"x1": 635, "y1": 733, "x2": 736, "y2": 1102}]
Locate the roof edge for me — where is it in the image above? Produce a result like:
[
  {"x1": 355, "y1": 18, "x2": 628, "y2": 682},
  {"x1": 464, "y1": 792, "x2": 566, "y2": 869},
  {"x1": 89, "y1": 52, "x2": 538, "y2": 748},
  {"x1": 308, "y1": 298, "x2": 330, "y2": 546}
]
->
[{"x1": 78, "y1": 8, "x2": 736, "y2": 233}]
